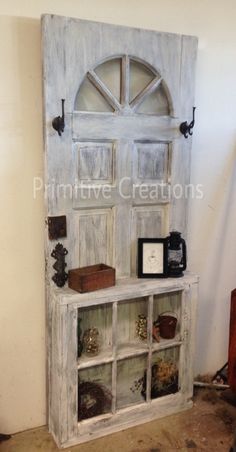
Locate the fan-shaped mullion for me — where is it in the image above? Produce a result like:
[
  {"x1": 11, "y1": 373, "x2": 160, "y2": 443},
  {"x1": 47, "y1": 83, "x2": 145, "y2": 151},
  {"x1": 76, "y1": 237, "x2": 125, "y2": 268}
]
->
[
  {"x1": 130, "y1": 76, "x2": 163, "y2": 111},
  {"x1": 87, "y1": 70, "x2": 122, "y2": 112},
  {"x1": 121, "y1": 55, "x2": 130, "y2": 106}
]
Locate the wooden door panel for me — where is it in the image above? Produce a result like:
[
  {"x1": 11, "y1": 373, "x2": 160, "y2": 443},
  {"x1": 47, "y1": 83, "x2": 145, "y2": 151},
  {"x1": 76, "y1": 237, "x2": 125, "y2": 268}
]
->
[
  {"x1": 70, "y1": 209, "x2": 113, "y2": 268},
  {"x1": 42, "y1": 16, "x2": 183, "y2": 114},
  {"x1": 76, "y1": 142, "x2": 114, "y2": 184},
  {"x1": 131, "y1": 205, "x2": 169, "y2": 275},
  {"x1": 43, "y1": 15, "x2": 197, "y2": 278},
  {"x1": 132, "y1": 141, "x2": 171, "y2": 185},
  {"x1": 72, "y1": 112, "x2": 180, "y2": 141}
]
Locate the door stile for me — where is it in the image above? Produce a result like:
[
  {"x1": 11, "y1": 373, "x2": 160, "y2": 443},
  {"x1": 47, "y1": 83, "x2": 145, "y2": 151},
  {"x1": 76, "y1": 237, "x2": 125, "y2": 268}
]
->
[
  {"x1": 67, "y1": 305, "x2": 78, "y2": 439},
  {"x1": 112, "y1": 301, "x2": 118, "y2": 413},
  {"x1": 179, "y1": 287, "x2": 192, "y2": 398},
  {"x1": 146, "y1": 295, "x2": 154, "y2": 403}
]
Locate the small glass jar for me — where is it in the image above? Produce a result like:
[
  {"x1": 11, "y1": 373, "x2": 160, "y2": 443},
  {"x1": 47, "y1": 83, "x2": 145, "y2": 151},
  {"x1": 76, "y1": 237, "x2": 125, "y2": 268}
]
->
[
  {"x1": 83, "y1": 327, "x2": 100, "y2": 356},
  {"x1": 136, "y1": 314, "x2": 147, "y2": 341}
]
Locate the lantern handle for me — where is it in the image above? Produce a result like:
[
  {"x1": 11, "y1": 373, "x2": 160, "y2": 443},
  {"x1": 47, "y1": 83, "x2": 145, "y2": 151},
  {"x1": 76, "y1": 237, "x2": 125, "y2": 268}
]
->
[{"x1": 181, "y1": 238, "x2": 187, "y2": 271}]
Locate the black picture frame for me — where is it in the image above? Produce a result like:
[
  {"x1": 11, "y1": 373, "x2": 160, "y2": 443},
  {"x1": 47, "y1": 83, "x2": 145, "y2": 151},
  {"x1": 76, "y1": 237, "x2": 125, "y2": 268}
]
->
[{"x1": 138, "y1": 238, "x2": 168, "y2": 278}]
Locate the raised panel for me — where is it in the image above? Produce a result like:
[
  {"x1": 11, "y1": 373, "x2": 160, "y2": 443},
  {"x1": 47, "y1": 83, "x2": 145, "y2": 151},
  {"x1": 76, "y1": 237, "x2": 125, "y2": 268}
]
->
[
  {"x1": 133, "y1": 142, "x2": 170, "y2": 184},
  {"x1": 73, "y1": 209, "x2": 113, "y2": 267},
  {"x1": 76, "y1": 142, "x2": 114, "y2": 184},
  {"x1": 131, "y1": 206, "x2": 169, "y2": 275},
  {"x1": 133, "y1": 206, "x2": 168, "y2": 238}
]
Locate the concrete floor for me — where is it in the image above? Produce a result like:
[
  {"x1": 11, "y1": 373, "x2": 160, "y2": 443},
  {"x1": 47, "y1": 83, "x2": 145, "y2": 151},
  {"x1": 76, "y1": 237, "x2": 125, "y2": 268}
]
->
[{"x1": 1, "y1": 390, "x2": 235, "y2": 452}]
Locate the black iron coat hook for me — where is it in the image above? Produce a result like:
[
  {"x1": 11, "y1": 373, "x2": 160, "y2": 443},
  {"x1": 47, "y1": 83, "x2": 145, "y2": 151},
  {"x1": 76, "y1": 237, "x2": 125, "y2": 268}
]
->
[
  {"x1": 180, "y1": 107, "x2": 196, "y2": 139},
  {"x1": 52, "y1": 99, "x2": 65, "y2": 136}
]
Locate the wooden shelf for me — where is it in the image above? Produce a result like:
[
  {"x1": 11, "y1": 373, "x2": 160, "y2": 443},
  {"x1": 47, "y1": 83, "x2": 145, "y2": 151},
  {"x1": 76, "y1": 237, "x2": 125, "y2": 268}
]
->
[
  {"x1": 78, "y1": 349, "x2": 113, "y2": 369},
  {"x1": 54, "y1": 273, "x2": 199, "y2": 308},
  {"x1": 152, "y1": 335, "x2": 182, "y2": 352},
  {"x1": 117, "y1": 341, "x2": 148, "y2": 360},
  {"x1": 50, "y1": 273, "x2": 198, "y2": 447},
  {"x1": 77, "y1": 337, "x2": 182, "y2": 370}
]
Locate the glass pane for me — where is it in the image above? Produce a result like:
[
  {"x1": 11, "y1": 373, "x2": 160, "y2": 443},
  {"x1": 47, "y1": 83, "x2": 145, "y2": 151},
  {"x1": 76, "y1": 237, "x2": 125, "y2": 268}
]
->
[
  {"x1": 78, "y1": 363, "x2": 112, "y2": 420},
  {"x1": 129, "y1": 59, "x2": 154, "y2": 102},
  {"x1": 136, "y1": 85, "x2": 169, "y2": 115},
  {"x1": 152, "y1": 291, "x2": 181, "y2": 345},
  {"x1": 75, "y1": 76, "x2": 113, "y2": 112},
  {"x1": 117, "y1": 355, "x2": 147, "y2": 409},
  {"x1": 150, "y1": 347, "x2": 180, "y2": 400},
  {"x1": 117, "y1": 297, "x2": 149, "y2": 357},
  {"x1": 77, "y1": 304, "x2": 112, "y2": 363},
  {"x1": 95, "y1": 58, "x2": 121, "y2": 102}
]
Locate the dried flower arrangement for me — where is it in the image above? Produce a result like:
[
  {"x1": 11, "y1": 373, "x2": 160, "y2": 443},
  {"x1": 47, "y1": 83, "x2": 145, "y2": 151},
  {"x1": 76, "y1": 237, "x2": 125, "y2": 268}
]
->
[{"x1": 130, "y1": 357, "x2": 178, "y2": 399}]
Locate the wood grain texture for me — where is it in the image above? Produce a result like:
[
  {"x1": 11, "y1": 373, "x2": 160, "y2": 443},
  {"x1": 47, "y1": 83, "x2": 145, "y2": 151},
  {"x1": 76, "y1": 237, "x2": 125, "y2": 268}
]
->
[
  {"x1": 72, "y1": 112, "x2": 180, "y2": 141},
  {"x1": 50, "y1": 273, "x2": 198, "y2": 447},
  {"x1": 42, "y1": 14, "x2": 198, "y2": 448},
  {"x1": 57, "y1": 273, "x2": 198, "y2": 307},
  {"x1": 77, "y1": 142, "x2": 114, "y2": 184},
  {"x1": 170, "y1": 34, "x2": 198, "y2": 239}
]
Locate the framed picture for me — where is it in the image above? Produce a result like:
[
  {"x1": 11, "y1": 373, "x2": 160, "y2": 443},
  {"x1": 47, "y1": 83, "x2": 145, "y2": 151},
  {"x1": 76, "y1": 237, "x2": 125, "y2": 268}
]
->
[{"x1": 138, "y1": 238, "x2": 168, "y2": 278}]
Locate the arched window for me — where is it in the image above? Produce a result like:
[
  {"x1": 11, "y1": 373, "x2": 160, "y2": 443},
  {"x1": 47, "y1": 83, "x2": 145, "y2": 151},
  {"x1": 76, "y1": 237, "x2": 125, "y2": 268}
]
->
[{"x1": 75, "y1": 56, "x2": 172, "y2": 116}]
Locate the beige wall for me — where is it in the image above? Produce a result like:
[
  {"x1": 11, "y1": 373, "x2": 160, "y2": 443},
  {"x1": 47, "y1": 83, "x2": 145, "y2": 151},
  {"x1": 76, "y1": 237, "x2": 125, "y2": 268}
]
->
[{"x1": 0, "y1": 0, "x2": 236, "y2": 433}]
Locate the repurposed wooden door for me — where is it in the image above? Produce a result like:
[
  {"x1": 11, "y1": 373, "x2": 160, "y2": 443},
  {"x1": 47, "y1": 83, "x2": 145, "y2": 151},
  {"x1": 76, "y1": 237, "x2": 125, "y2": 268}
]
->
[
  {"x1": 42, "y1": 15, "x2": 197, "y2": 279},
  {"x1": 42, "y1": 16, "x2": 198, "y2": 448}
]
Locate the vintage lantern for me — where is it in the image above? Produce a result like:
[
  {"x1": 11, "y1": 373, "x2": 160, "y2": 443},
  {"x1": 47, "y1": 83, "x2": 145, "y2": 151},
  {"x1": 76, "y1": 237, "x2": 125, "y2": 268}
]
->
[{"x1": 166, "y1": 231, "x2": 187, "y2": 277}]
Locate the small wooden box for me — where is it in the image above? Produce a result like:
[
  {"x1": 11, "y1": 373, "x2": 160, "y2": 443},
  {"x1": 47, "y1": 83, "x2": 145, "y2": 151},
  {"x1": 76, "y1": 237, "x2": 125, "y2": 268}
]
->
[{"x1": 68, "y1": 264, "x2": 116, "y2": 293}]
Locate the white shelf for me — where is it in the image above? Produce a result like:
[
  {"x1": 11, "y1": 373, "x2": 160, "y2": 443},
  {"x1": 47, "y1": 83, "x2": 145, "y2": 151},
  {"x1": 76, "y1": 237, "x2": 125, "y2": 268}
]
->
[
  {"x1": 50, "y1": 275, "x2": 198, "y2": 448},
  {"x1": 117, "y1": 341, "x2": 148, "y2": 360},
  {"x1": 152, "y1": 335, "x2": 182, "y2": 352},
  {"x1": 78, "y1": 349, "x2": 113, "y2": 369},
  {"x1": 77, "y1": 337, "x2": 182, "y2": 370},
  {"x1": 54, "y1": 273, "x2": 199, "y2": 308}
]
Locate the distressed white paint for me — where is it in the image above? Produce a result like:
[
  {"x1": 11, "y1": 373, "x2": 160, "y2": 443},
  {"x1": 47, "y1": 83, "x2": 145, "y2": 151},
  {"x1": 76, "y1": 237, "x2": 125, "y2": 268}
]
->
[
  {"x1": 134, "y1": 142, "x2": 169, "y2": 183},
  {"x1": 41, "y1": 13, "x2": 198, "y2": 448},
  {"x1": 42, "y1": 15, "x2": 197, "y2": 284},
  {"x1": 77, "y1": 142, "x2": 114, "y2": 184},
  {"x1": 49, "y1": 274, "x2": 198, "y2": 447},
  {"x1": 1, "y1": 2, "x2": 236, "y2": 436}
]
